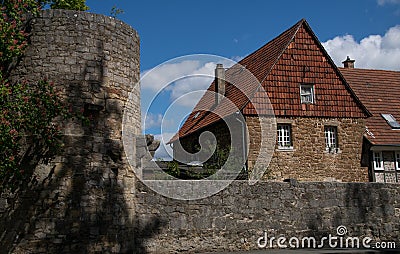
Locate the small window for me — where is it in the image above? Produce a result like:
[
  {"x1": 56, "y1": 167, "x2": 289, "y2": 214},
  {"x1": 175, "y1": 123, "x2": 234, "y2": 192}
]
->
[
  {"x1": 396, "y1": 152, "x2": 400, "y2": 171},
  {"x1": 324, "y1": 126, "x2": 338, "y2": 152},
  {"x1": 277, "y1": 124, "x2": 292, "y2": 149},
  {"x1": 373, "y1": 152, "x2": 383, "y2": 170},
  {"x1": 300, "y1": 84, "x2": 314, "y2": 104},
  {"x1": 381, "y1": 114, "x2": 400, "y2": 129}
]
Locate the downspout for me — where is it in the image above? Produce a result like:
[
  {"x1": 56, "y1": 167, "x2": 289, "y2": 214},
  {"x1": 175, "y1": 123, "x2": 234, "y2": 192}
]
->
[{"x1": 235, "y1": 112, "x2": 248, "y2": 178}]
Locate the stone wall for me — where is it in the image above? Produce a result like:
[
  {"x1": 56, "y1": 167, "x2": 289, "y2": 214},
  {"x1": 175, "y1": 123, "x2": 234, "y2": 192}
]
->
[
  {"x1": 247, "y1": 116, "x2": 369, "y2": 182},
  {"x1": 136, "y1": 181, "x2": 400, "y2": 253},
  {"x1": 1, "y1": 10, "x2": 141, "y2": 253}
]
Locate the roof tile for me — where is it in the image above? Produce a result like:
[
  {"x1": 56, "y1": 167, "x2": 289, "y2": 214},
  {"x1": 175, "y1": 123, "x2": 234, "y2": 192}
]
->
[
  {"x1": 340, "y1": 68, "x2": 400, "y2": 146},
  {"x1": 169, "y1": 19, "x2": 369, "y2": 144}
]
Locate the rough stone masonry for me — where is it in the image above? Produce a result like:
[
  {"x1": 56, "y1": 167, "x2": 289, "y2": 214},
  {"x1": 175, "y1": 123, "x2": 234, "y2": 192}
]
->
[
  {"x1": 1, "y1": 9, "x2": 141, "y2": 253},
  {"x1": 0, "y1": 9, "x2": 399, "y2": 254}
]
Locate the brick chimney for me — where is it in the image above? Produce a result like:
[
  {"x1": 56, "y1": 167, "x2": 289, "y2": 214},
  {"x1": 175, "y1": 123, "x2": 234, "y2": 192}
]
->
[
  {"x1": 342, "y1": 56, "x2": 355, "y2": 69},
  {"x1": 215, "y1": 63, "x2": 225, "y2": 104}
]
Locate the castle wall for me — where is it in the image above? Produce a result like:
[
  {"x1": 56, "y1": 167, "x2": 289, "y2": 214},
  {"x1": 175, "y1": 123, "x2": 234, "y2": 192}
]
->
[
  {"x1": 1, "y1": 10, "x2": 141, "y2": 253},
  {"x1": 135, "y1": 181, "x2": 400, "y2": 253}
]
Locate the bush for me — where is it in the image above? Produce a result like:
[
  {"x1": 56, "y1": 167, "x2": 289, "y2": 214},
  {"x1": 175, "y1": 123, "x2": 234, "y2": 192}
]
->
[
  {"x1": 0, "y1": 0, "x2": 86, "y2": 192},
  {"x1": 37, "y1": 0, "x2": 89, "y2": 11},
  {"x1": 48, "y1": 0, "x2": 88, "y2": 11}
]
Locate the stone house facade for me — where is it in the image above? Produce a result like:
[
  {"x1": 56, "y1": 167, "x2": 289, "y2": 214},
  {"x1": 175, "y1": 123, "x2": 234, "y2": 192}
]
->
[
  {"x1": 247, "y1": 116, "x2": 368, "y2": 182},
  {"x1": 169, "y1": 19, "x2": 371, "y2": 182}
]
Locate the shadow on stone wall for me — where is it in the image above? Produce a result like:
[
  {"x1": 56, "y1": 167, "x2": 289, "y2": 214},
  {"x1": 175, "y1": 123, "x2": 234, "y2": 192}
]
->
[
  {"x1": 343, "y1": 183, "x2": 394, "y2": 238},
  {"x1": 0, "y1": 147, "x2": 165, "y2": 253},
  {"x1": 0, "y1": 39, "x2": 165, "y2": 253},
  {"x1": 304, "y1": 182, "x2": 395, "y2": 243}
]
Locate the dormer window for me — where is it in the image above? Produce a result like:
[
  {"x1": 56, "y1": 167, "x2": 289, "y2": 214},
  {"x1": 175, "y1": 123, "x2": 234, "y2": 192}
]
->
[
  {"x1": 193, "y1": 111, "x2": 201, "y2": 119},
  {"x1": 300, "y1": 84, "x2": 314, "y2": 104},
  {"x1": 381, "y1": 114, "x2": 400, "y2": 129}
]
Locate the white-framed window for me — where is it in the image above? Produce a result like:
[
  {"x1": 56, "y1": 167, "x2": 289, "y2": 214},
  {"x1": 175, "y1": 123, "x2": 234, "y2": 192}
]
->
[
  {"x1": 300, "y1": 84, "x2": 314, "y2": 104},
  {"x1": 277, "y1": 124, "x2": 292, "y2": 149},
  {"x1": 373, "y1": 152, "x2": 384, "y2": 171},
  {"x1": 396, "y1": 152, "x2": 400, "y2": 171},
  {"x1": 324, "y1": 126, "x2": 338, "y2": 152}
]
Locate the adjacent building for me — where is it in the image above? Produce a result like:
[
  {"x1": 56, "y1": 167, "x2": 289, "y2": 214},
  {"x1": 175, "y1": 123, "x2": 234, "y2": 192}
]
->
[{"x1": 340, "y1": 66, "x2": 400, "y2": 183}]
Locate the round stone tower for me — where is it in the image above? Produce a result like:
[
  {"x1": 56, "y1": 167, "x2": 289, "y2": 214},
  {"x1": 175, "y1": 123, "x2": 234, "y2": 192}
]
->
[{"x1": 2, "y1": 10, "x2": 141, "y2": 253}]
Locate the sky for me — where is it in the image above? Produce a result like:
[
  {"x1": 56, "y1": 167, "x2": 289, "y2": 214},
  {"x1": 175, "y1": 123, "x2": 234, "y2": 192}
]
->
[{"x1": 86, "y1": 0, "x2": 400, "y2": 159}]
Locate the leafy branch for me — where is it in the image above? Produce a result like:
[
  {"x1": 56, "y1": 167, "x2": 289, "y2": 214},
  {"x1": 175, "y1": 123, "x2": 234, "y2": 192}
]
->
[
  {"x1": 0, "y1": 0, "x2": 88, "y2": 192},
  {"x1": 110, "y1": 5, "x2": 124, "y2": 19}
]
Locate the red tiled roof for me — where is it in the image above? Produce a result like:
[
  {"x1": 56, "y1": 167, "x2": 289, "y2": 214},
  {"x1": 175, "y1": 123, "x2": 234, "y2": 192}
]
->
[
  {"x1": 169, "y1": 19, "x2": 369, "y2": 144},
  {"x1": 340, "y1": 68, "x2": 400, "y2": 146},
  {"x1": 242, "y1": 22, "x2": 369, "y2": 118},
  {"x1": 168, "y1": 19, "x2": 302, "y2": 144}
]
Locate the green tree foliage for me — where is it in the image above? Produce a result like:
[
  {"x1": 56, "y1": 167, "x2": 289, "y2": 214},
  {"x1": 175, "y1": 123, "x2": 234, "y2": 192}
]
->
[
  {"x1": 0, "y1": 0, "x2": 85, "y2": 192},
  {"x1": 37, "y1": 0, "x2": 89, "y2": 11},
  {"x1": 46, "y1": 0, "x2": 88, "y2": 11}
]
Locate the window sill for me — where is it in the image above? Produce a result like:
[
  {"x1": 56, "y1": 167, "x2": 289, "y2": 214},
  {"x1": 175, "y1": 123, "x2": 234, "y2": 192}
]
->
[
  {"x1": 373, "y1": 169, "x2": 399, "y2": 172},
  {"x1": 277, "y1": 147, "x2": 294, "y2": 151},
  {"x1": 324, "y1": 148, "x2": 341, "y2": 154}
]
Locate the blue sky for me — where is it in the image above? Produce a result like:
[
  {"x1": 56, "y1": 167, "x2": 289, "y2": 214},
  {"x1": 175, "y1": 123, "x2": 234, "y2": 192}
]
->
[{"x1": 86, "y1": 0, "x2": 400, "y2": 159}]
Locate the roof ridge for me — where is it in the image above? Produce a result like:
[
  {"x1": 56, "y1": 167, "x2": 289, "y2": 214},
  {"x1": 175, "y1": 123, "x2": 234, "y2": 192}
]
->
[
  {"x1": 258, "y1": 19, "x2": 304, "y2": 82},
  {"x1": 238, "y1": 19, "x2": 304, "y2": 68},
  {"x1": 339, "y1": 67, "x2": 400, "y2": 73}
]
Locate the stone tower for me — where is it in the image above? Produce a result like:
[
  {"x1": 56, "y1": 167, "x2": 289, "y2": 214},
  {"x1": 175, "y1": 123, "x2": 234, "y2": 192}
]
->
[{"x1": 1, "y1": 9, "x2": 141, "y2": 253}]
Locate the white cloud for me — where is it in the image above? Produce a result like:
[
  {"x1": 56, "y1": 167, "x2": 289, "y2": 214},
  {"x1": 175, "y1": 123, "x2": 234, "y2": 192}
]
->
[
  {"x1": 143, "y1": 113, "x2": 175, "y2": 131},
  {"x1": 141, "y1": 56, "x2": 240, "y2": 138},
  {"x1": 141, "y1": 60, "x2": 213, "y2": 110},
  {"x1": 141, "y1": 60, "x2": 203, "y2": 92},
  {"x1": 377, "y1": 0, "x2": 400, "y2": 5},
  {"x1": 166, "y1": 62, "x2": 216, "y2": 107},
  {"x1": 166, "y1": 58, "x2": 244, "y2": 107},
  {"x1": 322, "y1": 25, "x2": 400, "y2": 71},
  {"x1": 143, "y1": 113, "x2": 163, "y2": 130},
  {"x1": 142, "y1": 58, "x2": 237, "y2": 109}
]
